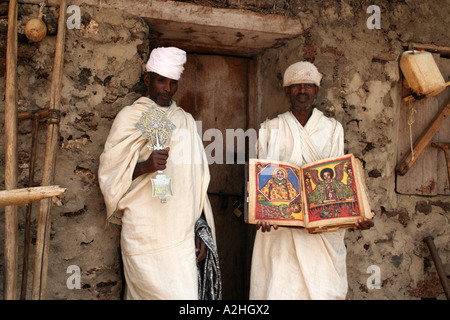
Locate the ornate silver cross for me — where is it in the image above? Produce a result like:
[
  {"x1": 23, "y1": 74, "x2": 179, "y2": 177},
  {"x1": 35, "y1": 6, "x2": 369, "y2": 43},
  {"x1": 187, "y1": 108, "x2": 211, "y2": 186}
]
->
[{"x1": 136, "y1": 105, "x2": 176, "y2": 203}]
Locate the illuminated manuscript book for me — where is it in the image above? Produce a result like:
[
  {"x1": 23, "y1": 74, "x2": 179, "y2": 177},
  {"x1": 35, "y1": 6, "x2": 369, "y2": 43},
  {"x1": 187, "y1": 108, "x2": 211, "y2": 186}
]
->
[{"x1": 245, "y1": 154, "x2": 373, "y2": 233}]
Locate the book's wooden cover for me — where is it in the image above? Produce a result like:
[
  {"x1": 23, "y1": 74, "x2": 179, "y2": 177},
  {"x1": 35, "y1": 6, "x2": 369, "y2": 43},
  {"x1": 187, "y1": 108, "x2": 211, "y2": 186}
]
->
[{"x1": 246, "y1": 154, "x2": 372, "y2": 233}]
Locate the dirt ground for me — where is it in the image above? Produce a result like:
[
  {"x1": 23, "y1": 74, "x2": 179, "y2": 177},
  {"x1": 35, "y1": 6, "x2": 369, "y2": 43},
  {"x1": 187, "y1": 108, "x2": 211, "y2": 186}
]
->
[{"x1": 0, "y1": 0, "x2": 448, "y2": 300}]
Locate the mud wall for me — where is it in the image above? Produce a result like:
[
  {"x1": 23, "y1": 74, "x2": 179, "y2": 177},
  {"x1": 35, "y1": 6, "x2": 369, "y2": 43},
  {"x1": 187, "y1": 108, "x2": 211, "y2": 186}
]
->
[
  {"x1": 0, "y1": 0, "x2": 448, "y2": 300},
  {"x1": 0, "y1": 3, "x2": 149, "y2": 299}
]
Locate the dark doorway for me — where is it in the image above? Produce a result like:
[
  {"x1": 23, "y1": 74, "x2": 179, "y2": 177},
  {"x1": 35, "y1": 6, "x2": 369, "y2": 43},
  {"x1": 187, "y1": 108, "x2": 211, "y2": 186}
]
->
[{"x1": 175, "y1": 53, "x2": 255, "y2": 299}]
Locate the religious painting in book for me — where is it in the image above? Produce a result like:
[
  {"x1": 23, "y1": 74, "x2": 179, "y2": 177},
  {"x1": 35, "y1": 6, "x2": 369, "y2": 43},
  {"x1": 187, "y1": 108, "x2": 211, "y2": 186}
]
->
[
  {"x1": 302, "y1": 156, "x2": 360, "y2": 222},
  {"x1": 246, "y1": 154, "x2": 373, "y2": 233},
  {"x1": 254, "y1": 162, "x2": 303, "y2": 223}
]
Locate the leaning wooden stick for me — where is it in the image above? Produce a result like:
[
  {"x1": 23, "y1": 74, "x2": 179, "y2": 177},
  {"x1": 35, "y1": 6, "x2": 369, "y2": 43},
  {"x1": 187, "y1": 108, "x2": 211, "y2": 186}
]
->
[
  {"x1": 12, "y1": 102, "x2": 51, "y2": 301},
  {"x1": 18, "y1": 108, "x2": 49, "y2": 121},
  {"x1": 4, "y1": 0, "x2": 19, "y2": 300},
  {"x1": 31, "y1": 0, "x2": 67, "y2": 300},
  {"x1": 396, "y1": 101, "x2": 450, "y2": 176},
  {"x1": 423, "y1": 236, "x2": 450, "y2": 300},
  {"x1": 0, "y1": 186, "x2": 66, "y2": 207},
  {"x1": 21, "y1": 112, "x2": 46, "y2": 299}
]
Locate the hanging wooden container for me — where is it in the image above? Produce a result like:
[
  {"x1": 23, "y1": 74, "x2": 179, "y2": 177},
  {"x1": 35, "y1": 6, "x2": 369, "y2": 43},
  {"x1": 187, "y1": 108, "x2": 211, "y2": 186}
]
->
[{"x1": 400, "y1": 50, "x2": 446, "y2": 98}]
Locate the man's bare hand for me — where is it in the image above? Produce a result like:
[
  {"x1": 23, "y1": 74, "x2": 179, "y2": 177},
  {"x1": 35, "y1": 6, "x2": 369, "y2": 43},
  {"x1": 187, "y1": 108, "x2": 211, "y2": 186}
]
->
[
  {"x1": 148, "y1": 148, "x2": 170, "y2": 172},
  {"x1": 133, "y1": 147, "x2": 170, "y2": 179},
  {"x1": 195, "y1": 235, "x2": 207, "y2": 263},
  {"x1": 256, "y1": 221, "x2": 279, "y2": 232},
  {"x1": 354, "y1": 217, "x2": 375, "y2": 230}
]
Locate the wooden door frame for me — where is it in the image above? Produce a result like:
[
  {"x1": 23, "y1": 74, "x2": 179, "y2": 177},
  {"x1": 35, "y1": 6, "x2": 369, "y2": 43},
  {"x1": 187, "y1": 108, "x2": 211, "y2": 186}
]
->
[{"x1": 248, "y1": 56, "x2": 261, "y2": 132}]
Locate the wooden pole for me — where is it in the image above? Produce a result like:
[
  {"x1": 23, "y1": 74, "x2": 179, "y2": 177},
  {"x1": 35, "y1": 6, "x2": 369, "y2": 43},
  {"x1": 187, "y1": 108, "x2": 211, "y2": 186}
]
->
[
  {"x1": 21, "y1": 114, "x2": 39, "y2": 300},
  {"x1": 423, "y1": 236, "x2": 450, "y2": 300},
  {"x1": 400, "y1": 42, "x2": 450, "y2": 57},
  {"x1": 0, "y1": 186, "x2": 66, "y2": 207},
  {"x1": 31, "y1": 0, "x2": 67, "y2": 300},
  {"x1": 0, "y1": 0, "x2": 62, "y2": 6},
  {"x1": 18, "y1": 110, "x2": 48, "y2": 299},
  {"x1": 4, "y1": 0, "x2": 19, "y2": 300},
  {"x1": 18, "y1": 108, "x2": 49, "y2": 121}
]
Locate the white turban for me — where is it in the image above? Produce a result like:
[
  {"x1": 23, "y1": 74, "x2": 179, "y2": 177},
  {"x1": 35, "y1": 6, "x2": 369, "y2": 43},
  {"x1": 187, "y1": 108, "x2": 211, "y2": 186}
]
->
[
  {"x1": 283, "y1": 61, "x2": 322, "y2": 87},
  {"x1": 145, "y1": 47, "x2": 187, "y2": 80}
]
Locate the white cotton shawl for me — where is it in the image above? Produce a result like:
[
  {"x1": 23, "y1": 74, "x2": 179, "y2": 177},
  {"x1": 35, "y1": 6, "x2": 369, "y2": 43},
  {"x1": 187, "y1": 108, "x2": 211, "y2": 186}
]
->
[
  {"x1": 250, "y1": 108, "x2": 348, "y2": 300},
  {"x1": 98, "y1": 97, "x2": 215, "y2": 299}
]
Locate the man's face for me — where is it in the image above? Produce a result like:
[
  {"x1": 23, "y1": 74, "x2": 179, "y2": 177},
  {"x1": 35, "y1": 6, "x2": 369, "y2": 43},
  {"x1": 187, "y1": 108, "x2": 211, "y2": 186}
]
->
[
  {"x1": 144, "y1": 72, "x2": 178, "y2": 106},
  {"x1": 284, "y1": 83, "x2": 319, "y2": 112},
  {"x1": 276, "y1": 170, "x2": 285, "y2": 180},
  {"x1": 323, "y1": 172, "x2": 331, "y2": 182}
]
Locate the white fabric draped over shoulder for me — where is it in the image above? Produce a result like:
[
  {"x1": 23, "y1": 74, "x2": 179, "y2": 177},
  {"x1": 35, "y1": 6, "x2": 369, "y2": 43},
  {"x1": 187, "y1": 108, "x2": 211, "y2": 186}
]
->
[
  {"x1": 250, "y1": 108, "x2": 348, "y2": 300},
  {"x1": 98, "y1": 97, "x2": 215, "y2": 299}
]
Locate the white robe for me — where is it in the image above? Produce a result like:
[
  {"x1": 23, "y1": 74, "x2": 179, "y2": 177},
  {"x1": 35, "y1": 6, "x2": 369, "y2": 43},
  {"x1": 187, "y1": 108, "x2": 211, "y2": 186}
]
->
[
  {"x1": 98, "y1": 97, "x2": 215, "y2": 299},
  {"x1": 250, "y1": 108, "x2": 348, "y2": 300}
]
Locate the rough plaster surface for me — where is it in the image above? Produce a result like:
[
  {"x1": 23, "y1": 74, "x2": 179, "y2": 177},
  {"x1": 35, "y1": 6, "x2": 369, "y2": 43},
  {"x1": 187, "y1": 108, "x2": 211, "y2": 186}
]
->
[{"x1": 0, "y1": 0, "x2": 448, "y2": 300}]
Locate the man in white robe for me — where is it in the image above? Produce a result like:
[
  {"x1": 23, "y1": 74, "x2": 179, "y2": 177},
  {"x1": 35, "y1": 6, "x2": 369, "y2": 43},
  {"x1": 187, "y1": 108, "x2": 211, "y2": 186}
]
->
[
  {"x1": 98, "y1": 47, "x2": 217, "y2": 299},
  {"x1": 250, "y1": 61, "x2": 373, "y2": 300}
]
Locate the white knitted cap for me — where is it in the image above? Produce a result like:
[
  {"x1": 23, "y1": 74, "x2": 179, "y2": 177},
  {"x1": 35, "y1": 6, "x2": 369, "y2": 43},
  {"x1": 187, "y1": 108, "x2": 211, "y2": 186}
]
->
[
  {"x1": 283, "y1": 61, "x2": 322, "y2": 87},
  {"x1": 145, "y1": 47, "x2": 187, "y2": 80}
]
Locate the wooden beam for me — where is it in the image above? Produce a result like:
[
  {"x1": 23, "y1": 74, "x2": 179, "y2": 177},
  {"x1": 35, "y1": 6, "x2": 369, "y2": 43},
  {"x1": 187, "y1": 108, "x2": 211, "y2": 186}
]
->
[
  {"x1": 4, "y1": 0, "x2": 19, "y2": 301},
  {"x1": 3, "y1": 0, "x2": 302, "y2": 35},
  {"x1": 0, "y1": 186, "x2": 66, "y2": 207},
  {"x1": 20, "y1": 114, "x2": 40, "y2": 300},
  {"x1": 0, "y1": 0, "x2": 60, "y2": 6},
  {"x1": 401, "y1": 42, "x2": 450, "y2": 57},
  {"x1": 31, "y1": 0, "x2": 67, "y2": 300},
  {"x1": 18, "y1": 108, "x2": 49, "y2": 121},
  {"x1": 1, "y1": 0, "x2": 302, "y2": 30},
  {"x1": 396, "y1": 101, "x2": 450, "y2": 176},
  {"x1": 3, "y1": 0, "x2": 301, "y2": 57}
]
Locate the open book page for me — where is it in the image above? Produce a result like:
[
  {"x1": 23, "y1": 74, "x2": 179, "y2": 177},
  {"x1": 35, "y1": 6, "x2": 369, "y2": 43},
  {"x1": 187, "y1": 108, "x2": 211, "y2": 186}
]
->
[
  {"x1": 246, "y1": 154, "x2": 372, "y2": 233},
  {"x1": 301, "y1": 154, "x2": 372, "y2": 233},
  {"x1": 247, "y1": 159, "x2": 305, "y2": 227}
]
